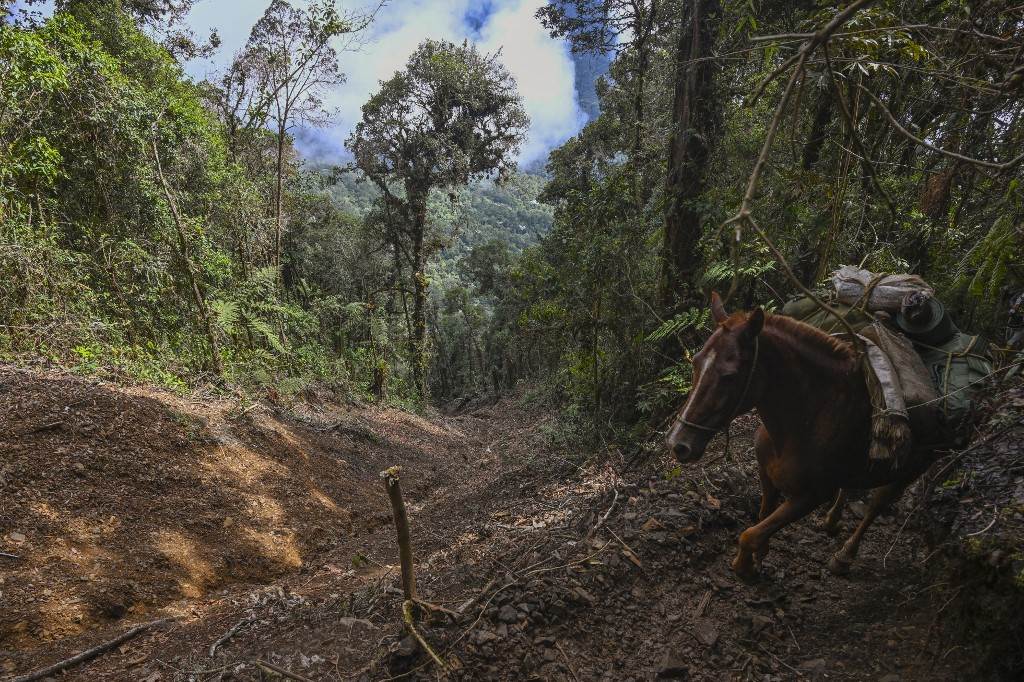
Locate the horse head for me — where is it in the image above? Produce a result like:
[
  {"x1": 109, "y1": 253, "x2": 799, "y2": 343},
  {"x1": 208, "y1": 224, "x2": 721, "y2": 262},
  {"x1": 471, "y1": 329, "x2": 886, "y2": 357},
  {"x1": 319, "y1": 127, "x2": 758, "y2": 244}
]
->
[{"x1": 666, "y1": 292, "x2": 764, "y2": 463}]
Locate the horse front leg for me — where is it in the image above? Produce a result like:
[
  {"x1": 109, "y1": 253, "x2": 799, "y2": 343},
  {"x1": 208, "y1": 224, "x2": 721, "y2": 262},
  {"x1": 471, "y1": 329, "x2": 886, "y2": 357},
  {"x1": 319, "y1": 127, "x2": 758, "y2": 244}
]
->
[
  {"x1": 732, "y1": 495, "x2": 821, "y2": 581},
  {"x1": 752, "y1": 462, "x2": 781, "y2": 567},
  {"x1": 828, "y1": 481, "x2": 906, "y2": 575},
  {"x1": 757, "y1": 462, "x2": 780, "y2": 522}
]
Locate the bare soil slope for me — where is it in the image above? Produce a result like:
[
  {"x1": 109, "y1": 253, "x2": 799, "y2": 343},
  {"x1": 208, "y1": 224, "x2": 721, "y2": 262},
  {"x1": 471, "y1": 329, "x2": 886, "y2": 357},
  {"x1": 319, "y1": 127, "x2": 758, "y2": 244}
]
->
[
  {"x1": 1, "y1": 366, "x2": 1021, "y2": 681},
  {"x1": 0, "y1": 364, "x2": 498, "y2": 675}
]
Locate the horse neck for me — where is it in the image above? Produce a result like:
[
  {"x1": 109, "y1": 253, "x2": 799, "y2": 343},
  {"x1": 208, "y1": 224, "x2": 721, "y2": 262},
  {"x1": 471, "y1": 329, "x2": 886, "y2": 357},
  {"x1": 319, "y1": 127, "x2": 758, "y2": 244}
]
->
[{"x1": 752, "y1": 320, "x2": 865, "y2": 438}]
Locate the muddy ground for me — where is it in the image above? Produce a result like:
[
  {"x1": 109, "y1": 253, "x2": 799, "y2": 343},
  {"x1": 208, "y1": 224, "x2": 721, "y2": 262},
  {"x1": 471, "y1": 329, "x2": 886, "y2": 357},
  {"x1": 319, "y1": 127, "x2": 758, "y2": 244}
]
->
[{"x1": 1, "y1": 364, "x2": 1021, "y2": 681}]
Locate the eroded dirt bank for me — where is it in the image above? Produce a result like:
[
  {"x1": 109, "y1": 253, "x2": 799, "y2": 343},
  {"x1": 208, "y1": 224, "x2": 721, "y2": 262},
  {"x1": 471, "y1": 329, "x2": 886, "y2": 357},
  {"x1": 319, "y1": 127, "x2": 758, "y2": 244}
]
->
[{"x1": 1, "y1": 365, "x2": 1021, "y2": 681}]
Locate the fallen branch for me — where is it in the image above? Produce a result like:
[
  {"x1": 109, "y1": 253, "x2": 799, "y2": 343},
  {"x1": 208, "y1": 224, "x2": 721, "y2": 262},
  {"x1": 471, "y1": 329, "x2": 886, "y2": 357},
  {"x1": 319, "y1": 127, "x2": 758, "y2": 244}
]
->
[
  {"x1": 556, "y1": 641, "x2": 581, "y2": 682},
  {"x1": 449, "y1": 542, "x2": 614, "y2": 649},
  {"x1": 10, "y1": 618, "x2": 172, "y2": 682},
  {"x1": 208, "y1": 617, "x2": 251, "y2": 657},
  {"x1": 964, "y1": 506, "x2": 1000, "y2": 537},
  {"x1": 456, "y1": 575, "x2": 499, "y2": 616},
  {"x1": 694, "y1": 589, "x2": 713, "y2": 619},
  {"x1": 255, "y1": 659, "x2": 313, "y2": 681},
  {"x1": 413, "y1": 598, "x2": 460, "y2": 621},
  {"x1": 0, "y1": 551, "x2": 19, "y2": 560},
  {"x1": 19, "y1": 421, "x2": 63, "y2": 437},
  {"x1": 756, "y1": 642, "x2": 805, "y2": 678},
  {"x1": 586, "y1": 488, "x2": 619, "y2": 540},
  {"x1": 605, "y1": 526, "x2": 642, "y2": 568}
]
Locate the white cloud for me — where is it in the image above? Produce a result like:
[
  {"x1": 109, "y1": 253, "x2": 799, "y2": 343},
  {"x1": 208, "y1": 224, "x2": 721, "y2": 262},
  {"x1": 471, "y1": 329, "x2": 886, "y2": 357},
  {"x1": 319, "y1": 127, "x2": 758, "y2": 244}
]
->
[
  {"x1": 181, "y1": 0, "x2": 583, "y2": 166},
  {"x1": 476, "y1": 0, "x2": 585, "y2": 163}
]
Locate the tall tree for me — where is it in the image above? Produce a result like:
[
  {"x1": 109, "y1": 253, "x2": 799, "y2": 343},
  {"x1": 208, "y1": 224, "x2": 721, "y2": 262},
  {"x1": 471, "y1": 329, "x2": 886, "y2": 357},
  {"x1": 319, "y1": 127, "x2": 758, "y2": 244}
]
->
[
  {"x1": 244, "y1": 0, "x2": 360, "y2": 274},
  {"x1": 347, "y1": 40, "x2": 529, "y2": 396},
  {"x1": 538, "y1": 0, "x2": 663, "y2": 166},
  {"x1": 661, "y1": 0, "x2": 721, "y2": 309}
]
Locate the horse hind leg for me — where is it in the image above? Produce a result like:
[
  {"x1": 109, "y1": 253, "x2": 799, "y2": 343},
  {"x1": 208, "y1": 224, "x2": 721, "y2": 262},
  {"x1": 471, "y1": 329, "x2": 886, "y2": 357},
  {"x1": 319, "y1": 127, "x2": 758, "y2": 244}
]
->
[
  {"x1": 820, "y1": 489, "x2": 847, "y2": 536},
  {"x1": 828, "y1": 481, "x2": 906, "y2": 576}
]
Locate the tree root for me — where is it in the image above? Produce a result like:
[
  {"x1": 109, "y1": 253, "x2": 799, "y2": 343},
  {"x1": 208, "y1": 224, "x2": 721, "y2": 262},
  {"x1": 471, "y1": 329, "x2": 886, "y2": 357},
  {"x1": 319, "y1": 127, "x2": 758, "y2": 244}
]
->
[{"x1": 403, "y1": 599, "x2": 450, "y2": 673}]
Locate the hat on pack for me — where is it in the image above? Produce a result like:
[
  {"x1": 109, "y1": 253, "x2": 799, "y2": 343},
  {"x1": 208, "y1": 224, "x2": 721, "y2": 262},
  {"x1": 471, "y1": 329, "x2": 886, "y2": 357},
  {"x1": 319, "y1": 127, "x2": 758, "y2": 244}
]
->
[{"x1": 895, "y1": 294, "x2": 957, "y2": 346}]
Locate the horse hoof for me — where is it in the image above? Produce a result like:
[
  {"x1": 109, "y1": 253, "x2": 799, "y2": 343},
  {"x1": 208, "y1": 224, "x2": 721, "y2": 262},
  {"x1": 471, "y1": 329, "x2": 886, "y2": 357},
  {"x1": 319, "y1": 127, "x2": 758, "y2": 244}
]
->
[
  {"x1": 827, "y1": 554, "x2": 851, "y2": 576},
  {"x1": 731, "y1": 559, "x2": 759, "y2": 583},
  {"x1": 819, "y1": 521, "x2": 841, "y2": 537}
]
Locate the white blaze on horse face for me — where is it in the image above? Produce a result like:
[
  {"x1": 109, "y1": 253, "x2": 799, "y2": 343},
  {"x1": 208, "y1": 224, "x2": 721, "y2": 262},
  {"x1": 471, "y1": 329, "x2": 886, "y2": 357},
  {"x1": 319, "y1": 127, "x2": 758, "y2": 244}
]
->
[{"x1": 681, "y1": 349, "x2": 717, "y2": 422}]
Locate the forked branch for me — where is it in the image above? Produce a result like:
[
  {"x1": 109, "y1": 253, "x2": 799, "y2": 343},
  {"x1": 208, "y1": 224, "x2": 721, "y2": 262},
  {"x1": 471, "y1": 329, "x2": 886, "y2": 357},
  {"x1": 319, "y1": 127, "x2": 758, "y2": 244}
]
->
[
  {"x1": 855, "y1": 83, "x2": 1024, "y2": 171},
  {"x1": 725, "y1": 0, "x2": 877, "y2": 344}
]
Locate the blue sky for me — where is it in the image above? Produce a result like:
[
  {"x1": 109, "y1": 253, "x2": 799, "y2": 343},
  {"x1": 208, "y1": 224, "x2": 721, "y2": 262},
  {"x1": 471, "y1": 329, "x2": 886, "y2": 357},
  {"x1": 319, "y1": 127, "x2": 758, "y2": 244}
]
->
[{"x1": 14, "y1": 0, "x2": 586, "y2": 165}]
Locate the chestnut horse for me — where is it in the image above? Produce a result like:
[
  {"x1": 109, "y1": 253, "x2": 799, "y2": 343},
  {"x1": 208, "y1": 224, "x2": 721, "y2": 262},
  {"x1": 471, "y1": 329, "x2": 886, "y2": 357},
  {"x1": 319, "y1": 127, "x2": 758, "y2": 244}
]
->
[{"x1": 666, "y1": 293, "x2": 944, "y2": 579}]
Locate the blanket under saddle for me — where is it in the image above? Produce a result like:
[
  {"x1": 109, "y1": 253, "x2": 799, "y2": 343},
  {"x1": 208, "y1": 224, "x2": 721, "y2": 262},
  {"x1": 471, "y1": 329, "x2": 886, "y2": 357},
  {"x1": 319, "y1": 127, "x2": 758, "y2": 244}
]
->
[{"x1": 845, "y1": 322, "x2": 938, "y2": 464}]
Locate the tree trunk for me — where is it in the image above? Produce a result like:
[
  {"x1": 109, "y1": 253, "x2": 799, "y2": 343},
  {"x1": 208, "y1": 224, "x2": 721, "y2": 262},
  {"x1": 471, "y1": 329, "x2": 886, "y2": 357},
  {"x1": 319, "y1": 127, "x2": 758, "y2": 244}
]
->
[
  {"x1": 660, "y1": 0, "x2": 722, "y2": 310},
  {"x1": 274, "y1": 120, "x2": 286, "y2": 274},
  {"x1": 151, "y1": 139, "x2": 224, "y2": 377},
  {"x1": 801, "y1": 91, "x2": 834, "y2": 170},
  {"x1": 410, "y1": 194, "x2": 428, "y2": 397},
  {"x1": 631, "y1": 1, "x2": 659, "y2": 165}
]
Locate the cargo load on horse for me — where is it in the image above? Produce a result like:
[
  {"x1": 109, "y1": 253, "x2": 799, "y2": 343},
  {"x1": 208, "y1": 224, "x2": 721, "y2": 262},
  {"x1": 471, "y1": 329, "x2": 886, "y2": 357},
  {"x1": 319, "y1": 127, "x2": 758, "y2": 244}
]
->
[{"x1": 782, "y1": 266, "x2": 994, "y2": 447}]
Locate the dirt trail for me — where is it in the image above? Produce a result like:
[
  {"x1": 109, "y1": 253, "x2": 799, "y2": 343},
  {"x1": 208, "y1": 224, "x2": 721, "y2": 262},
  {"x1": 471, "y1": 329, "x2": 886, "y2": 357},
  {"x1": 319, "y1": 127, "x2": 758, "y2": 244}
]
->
[{"x1": 1, "y1": 365, "x2": 1020, "y2": 681}]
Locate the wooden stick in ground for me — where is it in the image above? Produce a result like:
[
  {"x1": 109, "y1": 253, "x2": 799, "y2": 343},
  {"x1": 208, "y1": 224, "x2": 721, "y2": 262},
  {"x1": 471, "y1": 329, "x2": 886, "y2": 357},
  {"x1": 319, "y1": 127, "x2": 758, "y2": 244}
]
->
[
  {"x1": 403, "y1": 600, "x2": 450, "y2": 673},
  {"x1": 380, "y1": 466, "x2": 450, "y2": 673},
  {"x1": 380, "y1": 466, "x2": 416, "y2": 602},
  {"x1": 10, "y1": 618, "x2": 172, "y2": 682}
]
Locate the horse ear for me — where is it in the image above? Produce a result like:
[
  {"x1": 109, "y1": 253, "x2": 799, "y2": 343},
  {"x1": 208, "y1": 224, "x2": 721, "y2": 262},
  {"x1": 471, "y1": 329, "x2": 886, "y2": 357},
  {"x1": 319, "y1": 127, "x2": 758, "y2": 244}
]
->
[
  {"x1": 710, "y1": 291, "x2": 728, "y2": 323},
  {"x1": 744, "y1": 308, "x2": 765, "y2": 339}
]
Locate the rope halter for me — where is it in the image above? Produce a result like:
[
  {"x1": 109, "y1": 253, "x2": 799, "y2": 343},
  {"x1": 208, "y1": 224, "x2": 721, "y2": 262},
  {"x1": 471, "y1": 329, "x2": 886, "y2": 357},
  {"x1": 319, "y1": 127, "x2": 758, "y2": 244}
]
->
[{"x1": 671, "y1": 337, "x2": 760, "y2": 435}]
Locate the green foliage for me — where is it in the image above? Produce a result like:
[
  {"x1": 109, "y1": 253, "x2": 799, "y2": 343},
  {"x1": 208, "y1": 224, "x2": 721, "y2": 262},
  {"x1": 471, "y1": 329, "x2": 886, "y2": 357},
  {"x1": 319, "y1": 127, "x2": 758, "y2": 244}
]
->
[
  {"x1": 457, "y1": 0, "x2": 1024, "y2": 446},
  {"x1": 4, "y1": 0, "x2": 1022, "y2": 438},
  {"x1": 646, "y1": 309, "x2": 710, "y2": 344},
  {"x1": 0, "y1": 6, "x2": 361, "y2": 394}
]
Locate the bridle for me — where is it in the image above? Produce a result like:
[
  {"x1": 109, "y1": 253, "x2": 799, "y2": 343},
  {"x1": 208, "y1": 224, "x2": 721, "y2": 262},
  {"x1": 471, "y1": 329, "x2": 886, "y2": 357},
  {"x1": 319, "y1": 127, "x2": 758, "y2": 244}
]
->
[{"x1": 671, "y1": 337, "x2": 760, "y2": 436}]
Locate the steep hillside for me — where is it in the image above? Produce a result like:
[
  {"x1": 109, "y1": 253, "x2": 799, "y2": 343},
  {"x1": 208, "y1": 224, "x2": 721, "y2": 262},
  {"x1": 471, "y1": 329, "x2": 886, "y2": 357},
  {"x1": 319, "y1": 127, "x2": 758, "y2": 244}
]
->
[{"x1": 3, "y1": 367, "x2": 1020, "y2": 681}]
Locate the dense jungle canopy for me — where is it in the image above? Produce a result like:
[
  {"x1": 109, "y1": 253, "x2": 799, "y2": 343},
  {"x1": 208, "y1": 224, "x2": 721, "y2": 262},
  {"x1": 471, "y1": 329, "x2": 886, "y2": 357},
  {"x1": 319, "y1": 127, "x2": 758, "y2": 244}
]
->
[{"x1": 1, "y1": 0, "x2": 1022, "y2": 443}]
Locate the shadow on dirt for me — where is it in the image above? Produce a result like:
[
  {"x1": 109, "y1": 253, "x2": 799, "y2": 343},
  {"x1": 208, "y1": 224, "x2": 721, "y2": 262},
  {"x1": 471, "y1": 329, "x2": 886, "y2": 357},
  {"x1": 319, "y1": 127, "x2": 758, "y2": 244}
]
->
[{"x1": 0, "y1": 365, "x2": 468, "y2": 673}]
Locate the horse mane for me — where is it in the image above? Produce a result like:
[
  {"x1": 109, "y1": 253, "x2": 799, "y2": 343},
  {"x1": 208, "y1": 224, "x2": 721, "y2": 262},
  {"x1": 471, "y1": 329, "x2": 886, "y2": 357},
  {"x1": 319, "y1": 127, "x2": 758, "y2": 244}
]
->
[{"x1": 762, "y1": 313, "x2": 859, "y2": 371}]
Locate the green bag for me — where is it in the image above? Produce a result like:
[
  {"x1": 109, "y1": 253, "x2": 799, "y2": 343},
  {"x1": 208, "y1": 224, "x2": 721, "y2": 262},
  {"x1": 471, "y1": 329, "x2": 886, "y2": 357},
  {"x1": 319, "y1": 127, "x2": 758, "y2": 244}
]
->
[
  {"x1": 916, "y1": 332, "x2": 993, "y2": 434},
  {"x1": 781, "y1": 296, "x2": 874, "y2": 334}
]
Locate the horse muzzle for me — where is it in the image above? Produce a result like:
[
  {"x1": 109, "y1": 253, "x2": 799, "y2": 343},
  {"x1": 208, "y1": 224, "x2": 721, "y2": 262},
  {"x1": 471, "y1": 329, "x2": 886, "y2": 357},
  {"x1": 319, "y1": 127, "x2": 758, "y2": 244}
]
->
[{"x1": 666, "y1": 424, "x2": 712, "y2": 463}]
